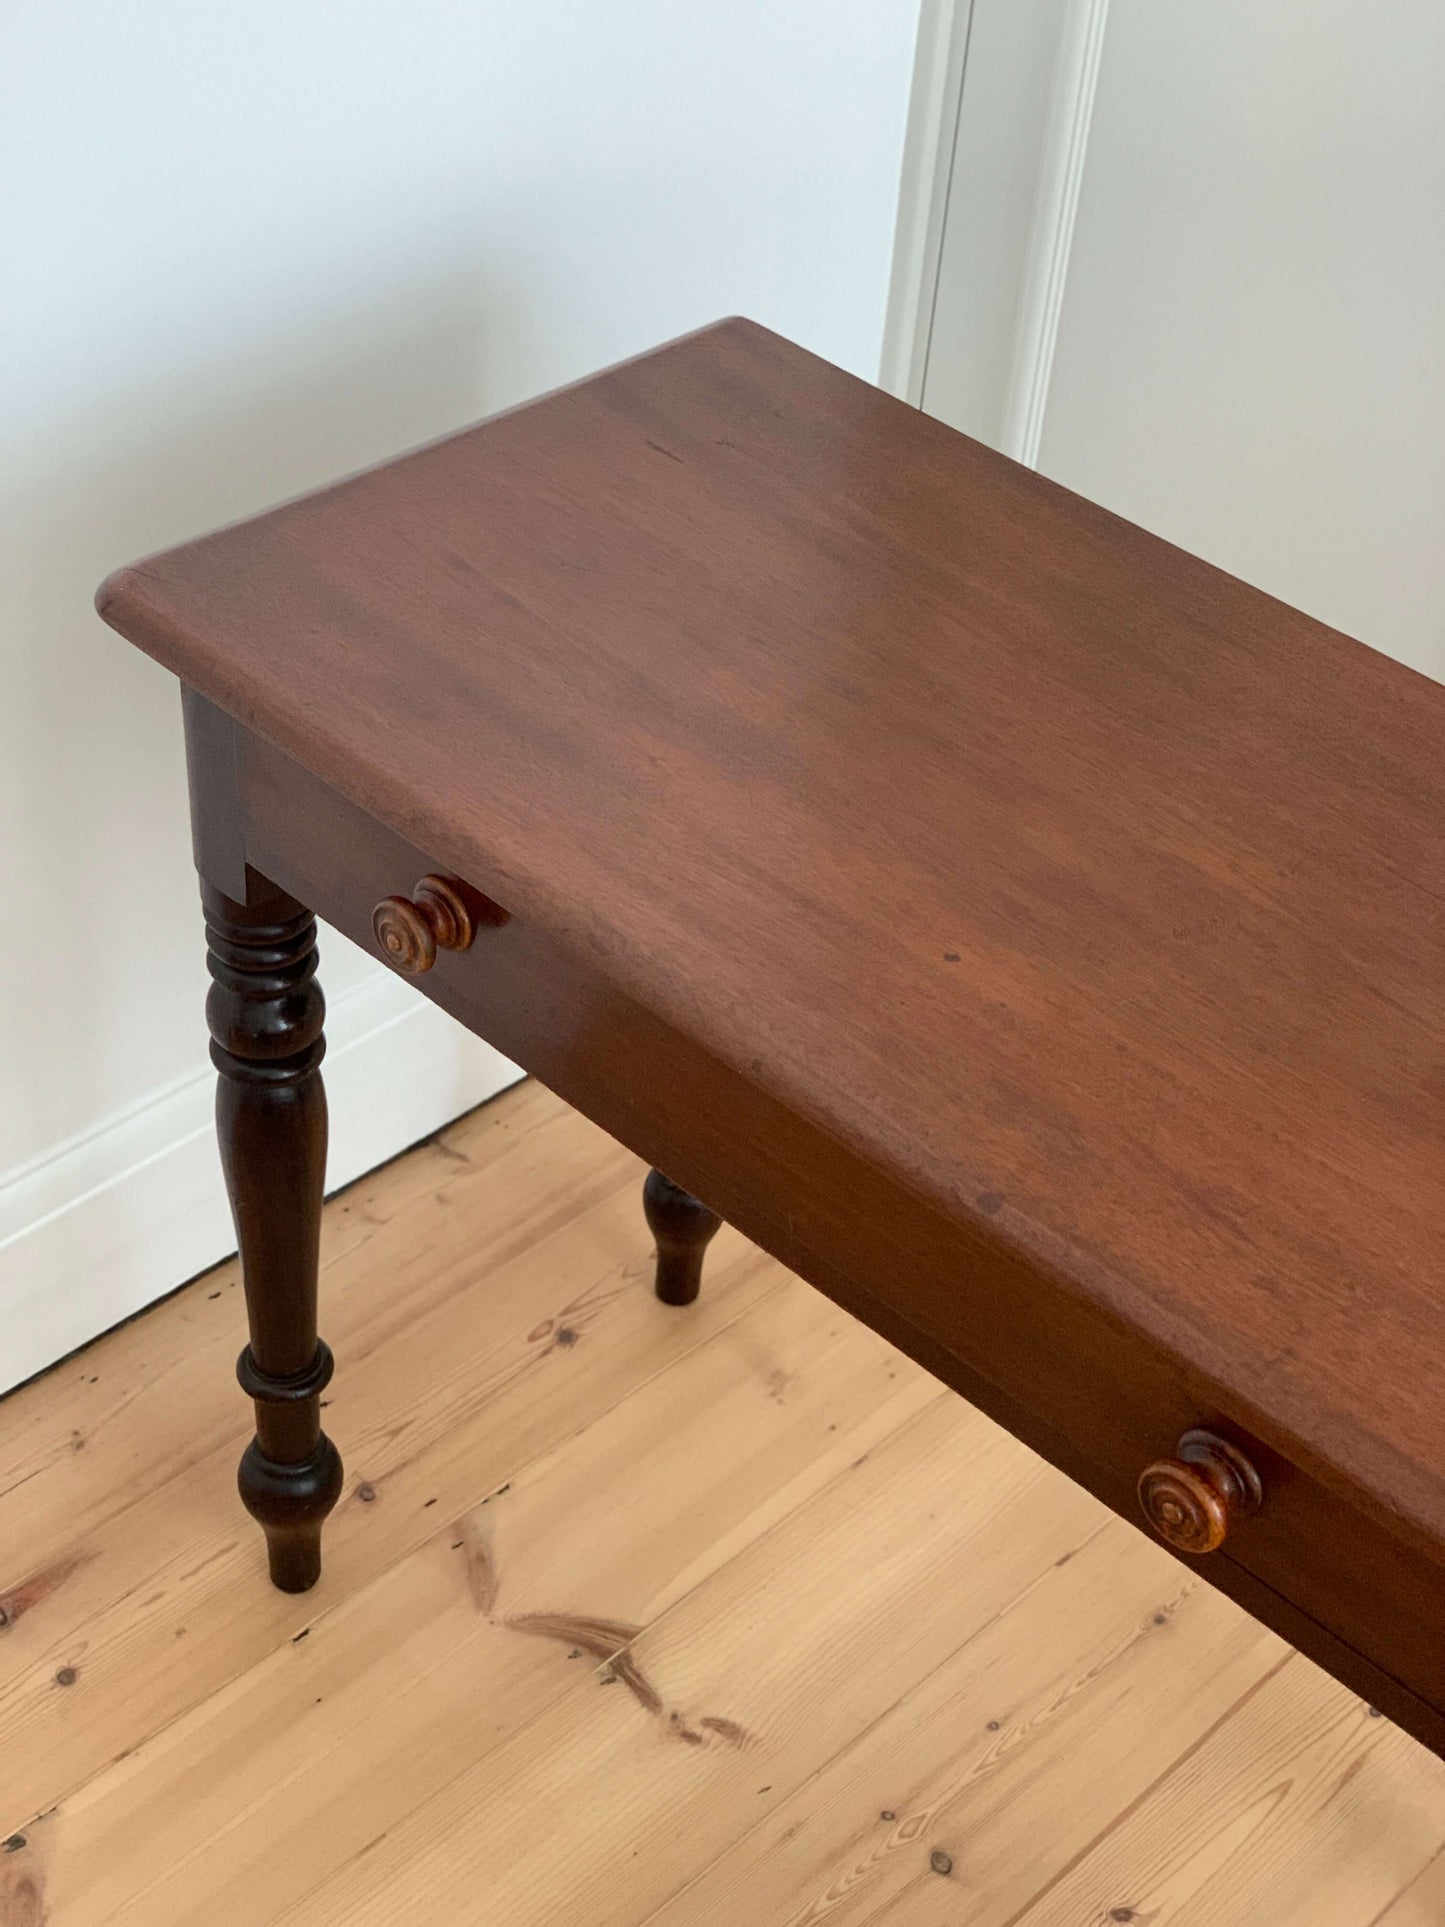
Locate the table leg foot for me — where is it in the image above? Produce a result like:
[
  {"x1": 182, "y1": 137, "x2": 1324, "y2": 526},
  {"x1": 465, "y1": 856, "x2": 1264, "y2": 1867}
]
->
[
  {"x1": 643, "y1": 1168, "x2": 721, "y2": 1307},
  {"x1": 204, "y1": 874, "x2": 343, "y2": 1592},
  {"x1": 236, "y1": 1353, "x2": 345, "y2": 1592}
]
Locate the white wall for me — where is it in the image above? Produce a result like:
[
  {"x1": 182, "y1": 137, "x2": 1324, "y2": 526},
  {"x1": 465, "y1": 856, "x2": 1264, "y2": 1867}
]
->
[
  {"x1": 921, "y1": 0, "x2": 1445, "y2": 685},
  {"x1": 0, "y1": 1, "x2": 919, "y2": 1389},
  {"x1": 1036, "y1": 0, "x2": 1445, "y2": 685}
]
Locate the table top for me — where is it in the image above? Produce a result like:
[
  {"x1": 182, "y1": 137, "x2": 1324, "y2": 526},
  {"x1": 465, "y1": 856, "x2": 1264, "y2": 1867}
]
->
[{"x1": 99, "y1": 318, "x2": 1445, "y2": 1555}]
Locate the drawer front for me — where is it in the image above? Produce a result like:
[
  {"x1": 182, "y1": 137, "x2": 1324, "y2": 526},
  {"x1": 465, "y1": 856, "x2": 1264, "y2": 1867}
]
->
[{"x1": 232, "y1": 722, "x2": 1445, "y2": 1755}]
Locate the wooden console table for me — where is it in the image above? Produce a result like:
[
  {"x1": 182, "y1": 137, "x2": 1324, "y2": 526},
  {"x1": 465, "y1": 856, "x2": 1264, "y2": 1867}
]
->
[{"x1": 97, "y1": 319, "x2": 1444, "y2": 1756}]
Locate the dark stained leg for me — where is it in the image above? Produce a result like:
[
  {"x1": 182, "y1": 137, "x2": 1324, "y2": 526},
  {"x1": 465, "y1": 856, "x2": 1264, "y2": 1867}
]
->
[
  {"x1": 203, "y1": 875, "x2": 343, "y2": 1592},
  {"x1": 642, "y1": 1168, "x2": 722, "y2": 1307}
]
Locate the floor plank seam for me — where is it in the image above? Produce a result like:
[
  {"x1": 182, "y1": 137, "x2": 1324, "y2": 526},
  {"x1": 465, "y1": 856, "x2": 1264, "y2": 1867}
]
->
[
  {"x1": 8, "y1": 1242, "x2": 788, "y2": 1835},
  {"x1": 995, "y1": 1647, "x2": 1300, "y2": 1927},
  {"x1": 229, "y1": 1380, "x2": 960, "y2": 1927},
  {"x1": 0, "y1": 1160, "x2": 647, "y2": 1584},
  {"x1": 9, "y1": 1086, "x2": 1441, "y2": 1926},
  {"x1": 630, "y1": 1512, "x2": 1124, "y2": 1927}
]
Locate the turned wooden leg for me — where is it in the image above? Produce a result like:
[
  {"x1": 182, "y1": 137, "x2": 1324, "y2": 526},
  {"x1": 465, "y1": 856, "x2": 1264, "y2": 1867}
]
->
[
  {"x1": 203, "y1": 876, "x2": 343, "y2": 1592},
  {"x1": 643, "y1": 1169, "x2": 721, "y2": 1307}
]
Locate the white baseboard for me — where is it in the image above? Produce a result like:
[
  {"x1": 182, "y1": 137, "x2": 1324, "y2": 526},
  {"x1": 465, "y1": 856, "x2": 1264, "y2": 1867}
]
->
[{"x1": 0, "y1": 973, "x2": 521, "y2": 1395}]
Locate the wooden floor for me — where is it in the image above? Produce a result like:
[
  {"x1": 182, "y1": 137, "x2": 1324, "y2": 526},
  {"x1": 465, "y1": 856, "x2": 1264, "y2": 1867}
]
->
[{"x1": 2, "y1": 1081, "x2": 1442, "y2": 1925}]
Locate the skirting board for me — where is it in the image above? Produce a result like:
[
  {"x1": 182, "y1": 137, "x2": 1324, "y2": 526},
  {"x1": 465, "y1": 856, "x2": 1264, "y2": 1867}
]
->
[{"x1": 0, "y1": 964, "x2": 521, "y2": 1395}]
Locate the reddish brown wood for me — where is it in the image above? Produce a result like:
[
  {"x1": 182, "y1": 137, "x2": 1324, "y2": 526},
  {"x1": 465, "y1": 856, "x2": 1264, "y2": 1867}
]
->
[
  {"x1": 228, "y1": 722, "x2": 1445, "y2": 1749},
  {"x1": 202, "y1": 874, "x2": 343, "y2": 1590},
  {"x1": 1138, "y1": 1431, "x2": 1263, "y2": 1555},
  {"x1": 98, "y1": 320, "x2": 1445, "y2": 1752},
  {"x1": 642, "y1": 1169, "x2": 721, "y2": 1306},
  {"x1": 372, "y1": 875, "x2": 476, "y2": 975}
]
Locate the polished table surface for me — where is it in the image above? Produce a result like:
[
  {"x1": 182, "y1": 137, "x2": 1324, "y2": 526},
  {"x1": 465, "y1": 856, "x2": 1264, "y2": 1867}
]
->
[{"x1": 99, "y1": 319, "x2": 1445, "y2": 1751}]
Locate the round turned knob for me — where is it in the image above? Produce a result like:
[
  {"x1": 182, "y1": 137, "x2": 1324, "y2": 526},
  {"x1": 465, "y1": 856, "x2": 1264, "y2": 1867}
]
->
[
  {"x1": 1138, "y1": 1430, "x2": 1262, "y2": 1555},
  {"x1": 372, "y1": 875, "x2": 475, "y2": 975}
]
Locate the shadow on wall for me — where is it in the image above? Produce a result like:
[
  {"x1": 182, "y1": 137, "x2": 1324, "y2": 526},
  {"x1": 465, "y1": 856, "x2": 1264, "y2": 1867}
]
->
[{"x1": 2, "y1": 273, "x2": 536, "y2": 1173}]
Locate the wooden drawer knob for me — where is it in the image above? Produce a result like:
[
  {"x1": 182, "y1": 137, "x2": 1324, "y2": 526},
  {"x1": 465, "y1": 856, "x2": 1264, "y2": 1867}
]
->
[
  {"x1": 372, "y1": 875, "x2": 475, "y2": 975},
  {"x1": 1138, "y1": 1430, "x2": 1262, "y2": 1554}
]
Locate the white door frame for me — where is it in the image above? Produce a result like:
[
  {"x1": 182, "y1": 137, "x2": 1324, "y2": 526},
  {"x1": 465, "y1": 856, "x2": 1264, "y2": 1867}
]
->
[
  {"x1": 881, "y1": 0, "x2": 1112, "y2": 466},
  {"x1": 878, "y1": 0, "x2": 977, "y2": 407}
]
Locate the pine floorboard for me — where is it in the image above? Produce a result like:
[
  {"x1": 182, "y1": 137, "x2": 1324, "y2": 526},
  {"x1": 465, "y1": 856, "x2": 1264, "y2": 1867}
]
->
[{"x1": 2, "y1": 1080, "x2": 1441, "y2": 1924}]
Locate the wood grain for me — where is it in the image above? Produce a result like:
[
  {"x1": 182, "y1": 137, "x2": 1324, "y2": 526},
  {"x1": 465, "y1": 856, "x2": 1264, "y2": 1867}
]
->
[
  {"x1": 1, "y1": 1084, "x2": 1441, "y2": 1923},
  {"x1": 0, "y1": 1079, "x2": 620, "y2": 1566},
  {"x1": 96, "y1": 317, "x2": 1445, "y2": 1580},
  {"x1": 645, "y1": 1523, "x2": 1288, "y2": 1927},
  {"x1": 23, "y1": 1263, "x2": 937, "y2": 1925},
  {"x1": 235, "y1": 721, "x2": 1445, "y2": 1745},
  {"x1": 271, "y1": 1397, "x2": 1105, "y2": 1927},
  {"x1": 1376, "y1": 1847, "x2": 1445, "y2": 1925},
  {"x1": 0, "y1": 1121, "x2": 772, "y2": 1821},
  {"x1": 1019, "y1": 1661, "x2": 1445, "y2": 1925}
]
